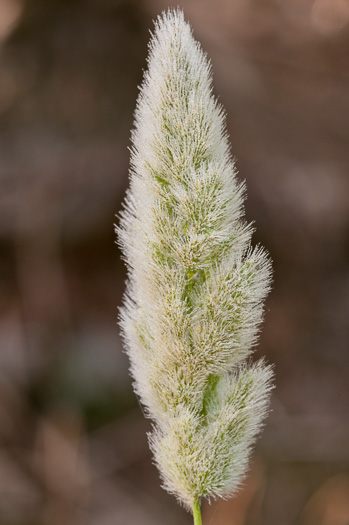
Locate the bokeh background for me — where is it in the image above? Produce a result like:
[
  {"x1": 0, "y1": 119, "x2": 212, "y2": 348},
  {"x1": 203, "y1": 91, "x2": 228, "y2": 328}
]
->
[{"x1": 0, "y1": 0, "x2": 349, "y2": 524}]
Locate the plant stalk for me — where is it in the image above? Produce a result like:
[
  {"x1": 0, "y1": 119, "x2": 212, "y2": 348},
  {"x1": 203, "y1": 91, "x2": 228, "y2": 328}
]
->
[{"x1": 191, "y1": 499, "x2": 202, "y2": 525}]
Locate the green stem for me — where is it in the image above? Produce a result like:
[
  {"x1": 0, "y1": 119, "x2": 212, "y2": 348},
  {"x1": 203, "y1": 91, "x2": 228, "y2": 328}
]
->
[{"x1": 191, "y1": 499, "x2": 202, "y2": 525}]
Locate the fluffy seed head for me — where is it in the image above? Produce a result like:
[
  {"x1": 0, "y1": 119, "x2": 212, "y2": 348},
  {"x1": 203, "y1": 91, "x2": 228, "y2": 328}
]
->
[{"x1": 117, "y1": 8, "x2": 274, "y2": 509}]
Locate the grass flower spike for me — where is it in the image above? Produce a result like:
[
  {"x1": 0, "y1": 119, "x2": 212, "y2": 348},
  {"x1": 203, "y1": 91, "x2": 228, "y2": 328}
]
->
[{"x1": 117, "y1": 9, "x2": 274, "y2": 523}]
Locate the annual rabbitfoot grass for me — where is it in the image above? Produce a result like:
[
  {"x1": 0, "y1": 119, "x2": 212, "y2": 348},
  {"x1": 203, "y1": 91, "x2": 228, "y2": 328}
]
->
[{"x1": 117, "y1": 9, "x2": 274, "y2": 525}]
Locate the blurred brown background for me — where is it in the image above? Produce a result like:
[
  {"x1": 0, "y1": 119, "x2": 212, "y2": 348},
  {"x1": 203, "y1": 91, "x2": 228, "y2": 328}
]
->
[{"x1": 0, "y1": 0, "x2": 348, "y2": 524}]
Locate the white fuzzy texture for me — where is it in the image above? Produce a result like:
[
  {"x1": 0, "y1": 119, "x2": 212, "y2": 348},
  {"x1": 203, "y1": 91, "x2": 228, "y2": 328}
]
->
[{"x1": 117, "y1": 9, "x2": 274, "y2": 509}]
